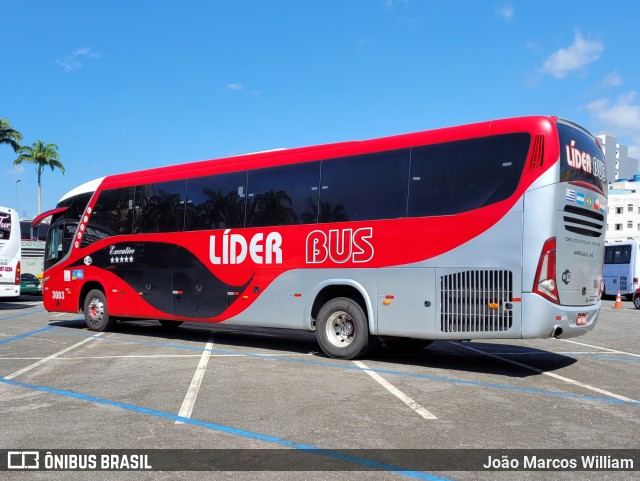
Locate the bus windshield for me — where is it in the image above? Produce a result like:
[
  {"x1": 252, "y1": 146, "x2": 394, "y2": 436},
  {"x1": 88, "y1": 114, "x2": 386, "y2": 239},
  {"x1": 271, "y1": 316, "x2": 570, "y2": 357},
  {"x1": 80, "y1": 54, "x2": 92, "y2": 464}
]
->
[
  {"x1": 558, "y1": 122, "x2": 606, "y2": 193},
  {"x1": 43, "y1": 192, "x2": 93, "y2": 270}
]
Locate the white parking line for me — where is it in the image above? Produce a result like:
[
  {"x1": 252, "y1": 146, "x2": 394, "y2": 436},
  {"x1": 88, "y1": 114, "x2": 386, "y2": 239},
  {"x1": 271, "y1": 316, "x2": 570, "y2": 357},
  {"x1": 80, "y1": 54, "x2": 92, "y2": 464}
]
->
[
  {"x1": 3, "y1": 352, "x2": 316, "y2": 361},
  {"x1": 4, "y1": 333, "x2": 103, "y2": 380},
  {"x1": 453, "y1": 342, "x2": 639, "y2": 404},
  {"x1": 57, "y1": 354, "x2": 204, "y2": 359},
  {"x1": 477, "y1": 351, "x2": 612, "y2": 356},
  {"x1": 353, "y1": 360, "x2": 437, "y2": 420},
  {"x1": 100, "y1": 353, "x2": 313, "y2": 358},
  {"x1": 555, "y1": 338, "x2": 640, "y2": 358},
  {"x1": 176, "y1": 336, "x2": 214, "y2": 424}
]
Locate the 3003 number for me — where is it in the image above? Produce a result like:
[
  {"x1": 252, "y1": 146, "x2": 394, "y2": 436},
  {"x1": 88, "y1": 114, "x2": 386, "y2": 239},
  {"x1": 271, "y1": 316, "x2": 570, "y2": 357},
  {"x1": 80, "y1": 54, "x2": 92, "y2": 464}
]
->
[{"x1": 51, "y1": 291, "x2": 65, "y2": 300}]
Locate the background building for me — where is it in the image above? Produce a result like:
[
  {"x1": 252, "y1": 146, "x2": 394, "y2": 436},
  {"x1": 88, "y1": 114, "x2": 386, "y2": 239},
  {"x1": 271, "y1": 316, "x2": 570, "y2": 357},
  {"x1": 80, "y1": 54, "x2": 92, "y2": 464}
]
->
[
  {"x1": 606, "y1": 177, "x2": 640, "y2": 241},
  {"x1": 599, "y1": 134, "x2": 640, "y2": 242},
  {"x1": 597, "y1": 134, "x2": 639, "y2": 182}
]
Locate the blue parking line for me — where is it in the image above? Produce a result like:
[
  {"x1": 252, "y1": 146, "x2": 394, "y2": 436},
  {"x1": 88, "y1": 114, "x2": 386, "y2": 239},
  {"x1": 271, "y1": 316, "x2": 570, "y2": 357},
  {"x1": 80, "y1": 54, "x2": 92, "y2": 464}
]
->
[
  {"x1": 0, "y1": 320, "x2": 83, "y2": 346},
  {"x1": 254, "y1": 357, "x2": 640, "y2": 407},
  {"x1": 0, "y1": 326, "x2": 52, "y2": 345},
  {"x1": 0, "y1": 308, "x2": 45, "y2": 321},
  {"x1": 47, "y1": 328, "x2": 640, "y2": 407},
  {"x1": 0, "y1": 377, "x2": 451, "y2": 480}
]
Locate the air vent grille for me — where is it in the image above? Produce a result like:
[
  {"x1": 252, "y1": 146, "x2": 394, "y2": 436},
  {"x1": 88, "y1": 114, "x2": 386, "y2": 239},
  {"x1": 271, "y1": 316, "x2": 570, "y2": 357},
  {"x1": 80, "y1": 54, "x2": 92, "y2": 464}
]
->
[
  {"x1": 563, "y1": 205, "x2": 605, "y2": 238},
  {"x1": 440, "y1": 270, "x2": 513, "y2": 333}
]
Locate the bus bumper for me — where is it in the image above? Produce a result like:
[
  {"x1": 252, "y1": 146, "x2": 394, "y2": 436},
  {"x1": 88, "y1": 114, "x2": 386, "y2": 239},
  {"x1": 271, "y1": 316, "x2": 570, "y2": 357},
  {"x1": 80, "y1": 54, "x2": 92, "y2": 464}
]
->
[
  {"x1": 521, "y1": 293, "x2": 600, "y2": 339},
  {"x1": 1, "y1": 285, "x2": 20, "y2": 297}
]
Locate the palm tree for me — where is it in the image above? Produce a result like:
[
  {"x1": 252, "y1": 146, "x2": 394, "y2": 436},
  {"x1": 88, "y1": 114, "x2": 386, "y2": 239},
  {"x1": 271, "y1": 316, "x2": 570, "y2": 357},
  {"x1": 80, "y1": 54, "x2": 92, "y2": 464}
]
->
[
  {"x1": 14, "y1": 140, "x2": 65, "y2": 214},
  {"x1": 0, "y1": 118, "x2": 23, "y2": 152}
]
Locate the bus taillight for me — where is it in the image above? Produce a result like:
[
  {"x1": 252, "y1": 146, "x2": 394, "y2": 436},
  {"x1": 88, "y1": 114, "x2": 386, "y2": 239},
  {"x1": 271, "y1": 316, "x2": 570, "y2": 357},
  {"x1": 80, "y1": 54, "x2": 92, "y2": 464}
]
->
[
  {"x1": 15, "y1": 261, "x2": 20, "y2": 285},
  {"x1": 533, "y1": 237, "x2": 559, "y2": 304}
]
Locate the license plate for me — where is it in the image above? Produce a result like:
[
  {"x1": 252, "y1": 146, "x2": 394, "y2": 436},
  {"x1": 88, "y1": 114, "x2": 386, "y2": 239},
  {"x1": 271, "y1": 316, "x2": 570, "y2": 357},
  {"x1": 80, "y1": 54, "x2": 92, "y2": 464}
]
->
[
  {"x1": 25, "y1": 284, "x2": 35, "y2": 288},
  {"x1": 577, "y1": 313, "x2": 587, "y2": 326}
]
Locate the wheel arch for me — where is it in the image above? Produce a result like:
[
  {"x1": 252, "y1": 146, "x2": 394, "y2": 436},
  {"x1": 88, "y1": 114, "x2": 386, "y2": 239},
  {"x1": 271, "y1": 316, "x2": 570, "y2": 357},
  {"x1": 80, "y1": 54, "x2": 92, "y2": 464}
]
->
[
  {"x1": 79, "y1": 281, "x2": 105, "y2": 313},
  {"x1": 307, "y1": 280, "x2": 376, "y2": 334}
]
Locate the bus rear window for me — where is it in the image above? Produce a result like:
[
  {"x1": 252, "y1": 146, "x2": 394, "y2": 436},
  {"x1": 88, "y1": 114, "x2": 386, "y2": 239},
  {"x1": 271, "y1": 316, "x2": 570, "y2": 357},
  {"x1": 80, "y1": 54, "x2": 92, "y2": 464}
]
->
[
  {"x1": 604, "y1": 244, "x2": 631, "y2": 264},
  {"x1": 558, "y1": 122, "x2": 606, "y2": 193}
]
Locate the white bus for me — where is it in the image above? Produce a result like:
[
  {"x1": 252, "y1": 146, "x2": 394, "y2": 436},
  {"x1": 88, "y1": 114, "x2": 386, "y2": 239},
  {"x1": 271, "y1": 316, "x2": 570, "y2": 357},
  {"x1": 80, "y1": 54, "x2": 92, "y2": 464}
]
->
[
  {"x1": 20, "y1": 219, "x2": 48, "y2": 278},
  {"x1": 603, "y1": 239, "x2": 640, "y2": 298},
  {"x1": 0, "y1": 206, "x2": 21, "y2": 299}
]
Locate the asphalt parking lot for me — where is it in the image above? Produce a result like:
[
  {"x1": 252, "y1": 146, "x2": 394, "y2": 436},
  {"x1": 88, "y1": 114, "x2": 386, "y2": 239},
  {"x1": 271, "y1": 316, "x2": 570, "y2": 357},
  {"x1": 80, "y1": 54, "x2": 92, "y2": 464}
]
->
[{"x1": 0, "y1": 295, "x2": 638, "y2": 480}]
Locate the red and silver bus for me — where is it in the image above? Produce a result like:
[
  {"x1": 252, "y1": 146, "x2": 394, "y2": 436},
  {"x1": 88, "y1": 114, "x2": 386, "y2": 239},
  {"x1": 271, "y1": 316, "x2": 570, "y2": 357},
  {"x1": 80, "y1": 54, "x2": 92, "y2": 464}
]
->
[
  {"x1": 0, "y1": 206, "x2": 21, "y2": 299},
  {"x1": 34, "y1": 116, "x2": 607, "y2": 359}
]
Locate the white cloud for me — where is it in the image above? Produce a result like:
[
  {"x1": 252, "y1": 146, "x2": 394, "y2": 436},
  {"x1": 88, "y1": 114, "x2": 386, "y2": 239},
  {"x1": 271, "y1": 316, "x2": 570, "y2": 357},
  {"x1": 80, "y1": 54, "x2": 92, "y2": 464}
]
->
[
  {"x1": 542, "y1": 32, "x2": 603, "y2": 79},
  {"x1": 56, "y1": 47, "x2": 100, "y2": 71},
  {"x1": 497, "y1": 4, "x2": 514, "y2": 21},
  {"x1": 7, "y1": 164, "x2": 25, "y2": 176},
  {"x1": 225, "y1": 82, "x2": 260, "y2": 97},
  {"x1": 587, "y1": 91, "x2": 640, "y2": 157},
  {"x1": 384, "y1": 0, "x2": 409, "y2": 10},
  {"x1": 603, "y1": 70, "x2": 623, "y2": 88}
]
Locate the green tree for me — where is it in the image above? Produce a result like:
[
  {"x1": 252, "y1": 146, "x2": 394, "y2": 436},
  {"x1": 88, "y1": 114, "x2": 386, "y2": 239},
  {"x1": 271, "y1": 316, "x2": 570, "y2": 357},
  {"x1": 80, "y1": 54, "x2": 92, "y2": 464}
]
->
[
  {"x1": 0, "y1": 118, "x2": 23, "y2": 152},
  {"x1": 14, "y1": 140, "x2": 65, "y2": 214}
]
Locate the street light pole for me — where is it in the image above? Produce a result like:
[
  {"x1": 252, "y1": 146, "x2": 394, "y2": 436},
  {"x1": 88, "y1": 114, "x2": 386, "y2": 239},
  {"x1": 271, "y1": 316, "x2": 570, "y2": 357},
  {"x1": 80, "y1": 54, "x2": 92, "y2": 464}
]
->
[{"x1": 13, "y1": 179, "x2": 21, "y2": 218}]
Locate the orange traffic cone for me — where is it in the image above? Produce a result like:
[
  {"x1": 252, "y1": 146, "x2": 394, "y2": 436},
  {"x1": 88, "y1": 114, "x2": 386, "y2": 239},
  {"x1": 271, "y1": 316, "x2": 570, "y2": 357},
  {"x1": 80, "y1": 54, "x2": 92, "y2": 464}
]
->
[{"x1": 614, "y1": 290, "x2": 622, "y2": 309}]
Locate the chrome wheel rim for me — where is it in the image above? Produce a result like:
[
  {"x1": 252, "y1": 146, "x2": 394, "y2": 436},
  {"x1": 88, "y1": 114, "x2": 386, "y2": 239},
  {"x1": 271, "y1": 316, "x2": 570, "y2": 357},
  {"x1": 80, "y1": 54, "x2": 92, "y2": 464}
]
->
[
  {"x1": 87, "y1": 297, "x2": 105, "y2": 326},
  {"x1": 325, "y1": 310, "x2": 355, "y2": 347}
]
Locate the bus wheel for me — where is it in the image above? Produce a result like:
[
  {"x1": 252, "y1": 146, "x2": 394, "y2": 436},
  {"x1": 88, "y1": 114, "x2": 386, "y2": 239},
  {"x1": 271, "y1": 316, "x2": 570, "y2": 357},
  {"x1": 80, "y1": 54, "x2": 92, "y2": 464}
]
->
[
  {"x1": 316, "y1": 297, "x2": 377, "y2": 359},
  {"x1": 84, "y1": 289, "x2": 115, "y2": 332},
  {"x1": 159, "y1": 320, "x2": 183, "y2": 328}
]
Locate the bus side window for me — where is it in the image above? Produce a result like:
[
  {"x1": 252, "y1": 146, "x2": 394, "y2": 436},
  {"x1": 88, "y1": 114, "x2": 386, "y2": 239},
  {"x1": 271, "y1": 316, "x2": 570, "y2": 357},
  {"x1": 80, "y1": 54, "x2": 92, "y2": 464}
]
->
[
  {"x1": 408, "y1": 133, "x2": 529, "y2": 217},
  {"x1": 133, "y1": 180, "x2": 187, "y2": 233},
  {"x1": 185, "y1": 172, "x2": 248, "y2": 231},
  {"x1": 246, "y1": 162, "x2": 320, "y2": 227},
  {"x1": 319, "y1": 149, "x2": 410, "y2": 222}
]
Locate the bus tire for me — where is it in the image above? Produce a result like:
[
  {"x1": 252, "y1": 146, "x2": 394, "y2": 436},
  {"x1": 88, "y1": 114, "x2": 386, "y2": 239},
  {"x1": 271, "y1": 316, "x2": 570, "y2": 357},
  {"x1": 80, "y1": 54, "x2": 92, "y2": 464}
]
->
[
  {"x1": 316, "y1": 297, "x2": 377, "y2": 359},
  {"x1": 84, "y1": 289, "x2": 115, "y2": 332},
  {"x1": 159, "y1": 320, "x2": 183, "y2": 328}
]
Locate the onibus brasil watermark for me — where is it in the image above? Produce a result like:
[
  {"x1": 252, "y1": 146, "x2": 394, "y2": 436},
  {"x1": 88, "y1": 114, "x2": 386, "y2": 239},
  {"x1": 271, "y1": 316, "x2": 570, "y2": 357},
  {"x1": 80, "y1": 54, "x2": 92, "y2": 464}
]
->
[{"x1": 2, "y1": 449, "x2": 637, "y2": 472}]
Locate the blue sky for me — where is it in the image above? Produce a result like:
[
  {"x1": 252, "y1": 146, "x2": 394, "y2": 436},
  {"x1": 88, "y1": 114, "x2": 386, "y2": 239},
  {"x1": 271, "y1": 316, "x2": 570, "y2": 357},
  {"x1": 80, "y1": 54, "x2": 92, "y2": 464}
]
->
[{"x1": 2, "y1": 0, "x2": 639, "y2": 218}]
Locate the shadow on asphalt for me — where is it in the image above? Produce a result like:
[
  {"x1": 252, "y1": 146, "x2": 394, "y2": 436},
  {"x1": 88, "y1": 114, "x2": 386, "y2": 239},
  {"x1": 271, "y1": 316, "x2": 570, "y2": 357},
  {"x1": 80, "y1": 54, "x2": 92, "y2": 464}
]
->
[
  {"x1": 0, "y1": 295, "x2": 43, "y2": 310},
  {"x1": 371, "y1": 341, "x2": 577, "y2": 377},
  {"x1": 47, "y1": 317, "x2": 576, "y2": 378}
]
